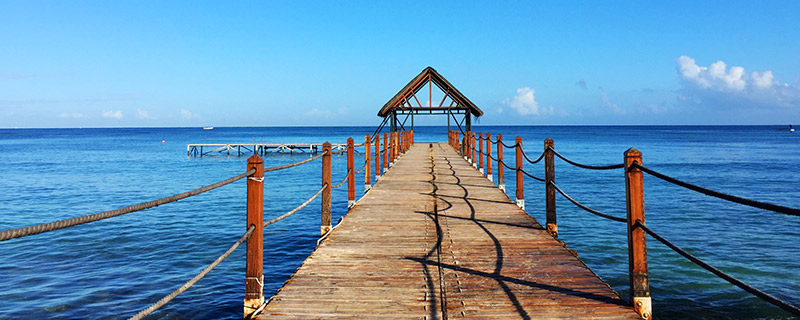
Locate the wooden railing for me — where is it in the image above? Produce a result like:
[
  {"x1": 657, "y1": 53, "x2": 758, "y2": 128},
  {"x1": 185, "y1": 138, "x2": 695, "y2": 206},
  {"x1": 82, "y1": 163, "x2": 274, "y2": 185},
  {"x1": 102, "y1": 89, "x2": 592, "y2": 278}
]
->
[{"x1": 448, "y1": 129, "x2": 800, "y2": 319}]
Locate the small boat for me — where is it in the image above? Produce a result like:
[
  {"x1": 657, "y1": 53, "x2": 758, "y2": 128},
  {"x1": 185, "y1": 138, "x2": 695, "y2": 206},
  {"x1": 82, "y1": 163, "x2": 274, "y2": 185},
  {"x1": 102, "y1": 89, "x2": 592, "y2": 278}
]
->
[
  {"x1": 790, "y1": 124, "x2": 795, "y2": 132},
  {"x1": 203, "y1": 126, "x2": 214, "y2": 130}
]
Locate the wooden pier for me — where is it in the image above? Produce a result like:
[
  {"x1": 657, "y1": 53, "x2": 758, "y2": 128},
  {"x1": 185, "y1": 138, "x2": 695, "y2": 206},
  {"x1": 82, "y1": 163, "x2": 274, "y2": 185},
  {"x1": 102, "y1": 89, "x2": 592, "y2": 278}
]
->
[
  {"x1": 187, "y1": 143, "x2": 349, "y2": 157},
  {"x1": 257, "y1": 143, "x2": 639, "y2": 319}
]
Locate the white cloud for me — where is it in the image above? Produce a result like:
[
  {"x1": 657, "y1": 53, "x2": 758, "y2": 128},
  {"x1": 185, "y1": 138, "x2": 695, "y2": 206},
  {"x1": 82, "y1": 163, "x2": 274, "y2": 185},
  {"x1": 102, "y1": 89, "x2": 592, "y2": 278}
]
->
[
  {"x1": 101, "y1": 110, "x2": 124, "y2": 119},
  {"x1": 180, "y1": 109, "x2": 200, "y2": 120},
  {"x1": 59, "y1": 112, "x2": 85, "y2": 119},
  {"x1": 503, "y1": 87, "x2": 552, "y2": 116},
  {"x1": 676, "y1": 56, "x2": 798, "y2": 108},
  {"x1": 601, "y1": 92, "x2": 627, "y2": 115},
  {"x1": 136, "y1": 108, "x2": 152, "y2": 119}
]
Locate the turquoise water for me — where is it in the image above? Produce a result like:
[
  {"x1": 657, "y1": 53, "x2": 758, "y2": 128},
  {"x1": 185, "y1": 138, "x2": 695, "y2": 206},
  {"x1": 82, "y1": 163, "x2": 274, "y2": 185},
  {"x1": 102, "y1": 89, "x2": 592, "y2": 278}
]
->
[{"x1": 0, "y1": 126, "x2": 797, "y2": 319}]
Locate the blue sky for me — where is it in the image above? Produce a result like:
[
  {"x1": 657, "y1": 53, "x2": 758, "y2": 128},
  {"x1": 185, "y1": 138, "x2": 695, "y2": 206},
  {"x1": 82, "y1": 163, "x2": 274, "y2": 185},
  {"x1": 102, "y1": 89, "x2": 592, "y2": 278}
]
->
[{"x1": 1, "y1": 1, "x2": 799, "y2": 128}]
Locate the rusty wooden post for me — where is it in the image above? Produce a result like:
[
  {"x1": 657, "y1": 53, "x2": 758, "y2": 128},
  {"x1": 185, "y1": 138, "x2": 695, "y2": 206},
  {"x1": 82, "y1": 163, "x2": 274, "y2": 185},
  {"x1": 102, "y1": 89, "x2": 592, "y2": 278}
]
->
[
  {"x1": 399, "y1": 131, "x2": 403, "y2": 154},
  {"x1": 364, "y1": 135, "x2": 371, "y2": 193},
  {"x1": 347, "y1": 137, "x2": 355, "y2": 208},
  {"x1": 544, "y1": 138, "x2": 557, "y2": 237},
  {"x1": 244, "y1": 154, "x2": 264, "y2": 316},
  {"x1": 374, "y1": 134, "x2": 380, "y2": 182},
  {"x1": 401, "y1": 130, "x2": 405, "y2": 153},
  {"x1": 383, "y1": 132, "x2": 388, "y2": 173},
  {"x1": 515, "y1": 136, "x2": 524, "y2": 210},
  {"x1": 472, "y1": 132, "x2": 477, "y2": 168},
  {"x1": 497, "y1": 134, "x2": 505, "y2": 191},
  {"x1": 624, "y1": 148, "x2": 651, "y2": 319},
  {"x1": 486, "y1": 133, "x2": 492, "y2": 183},
  {"x1": 461, "y1": 131, "x2": 469, "y2": 161},
  {"x1": 390, "y1": 131, "x2": 395, "y2": 165},
  {"x1": 400, "y1": 130, "x2": 404, "y2": 154},
  {"x1": 479, "y1": 132, "x2": 484, "y2": 174},
  {"x1": 321, "y1": 142, "x2": 332, "y2": 236}
]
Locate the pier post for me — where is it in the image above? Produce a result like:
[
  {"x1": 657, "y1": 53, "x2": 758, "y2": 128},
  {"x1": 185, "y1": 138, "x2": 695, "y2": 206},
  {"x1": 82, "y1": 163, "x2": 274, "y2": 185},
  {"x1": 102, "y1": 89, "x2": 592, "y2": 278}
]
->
[
  {"x1": 244, "y1": 155, "x2": 264, "y2": 316},
  {"x1": 486, "y1": 133, "x2": 492, "y2": 183},
  {"x1": 399, "y1": 131, "x2": 402, "y2": 155},
  {"x1": 544, "y1": 138, "x2": 557, "y2": 237},
  {"x1": 497, "y1": 134, "x2": 505, "y2": 191},
  {"x1": 390, "y1": 131, "x2": 395, "y2": 166},
  {"x1": 463, "y1": 131, "x2": 468, "y2": 158},
  {"x1": 347, "y1": 138, "x2": 355, "y2": 208},
  {"x1": 321, "y1": 142, "x2": 332, "y2": 236},
  {"x1": 398, "y1": 131, "x2": 402, "y2": 155},
  {"x1": 383, "y1": 132, "x2": 388, "y2": 173},
  {"x1": 374, "y1": 135, "x2": 380, "y2": 182},
  {"x1": 515, "y1": 136, "x2": 524, "y2": 210},
  {"x1": 472, "y1": 132, "x2": 477, "y2": 168},
  {"x1": 365, "y1": 135, "x2": 371, "y2": 193},
  {"x1": 624, "y1": 148, "x2": 651, "y2": 319},
  {"x1": 479, "y1": 133, "x2": 484, "y2": 174}
]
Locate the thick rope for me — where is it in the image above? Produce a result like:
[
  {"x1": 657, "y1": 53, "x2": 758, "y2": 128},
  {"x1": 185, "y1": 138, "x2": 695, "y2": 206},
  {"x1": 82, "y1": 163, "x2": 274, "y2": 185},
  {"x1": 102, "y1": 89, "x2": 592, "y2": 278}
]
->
[
  {"x1": 636, "y1": 221, "x2": 800, "y2": 316},
  {"x1": 264, "y1": 152, "x2": 324, "y2": 173},
  {"x1": 496, "y1": 159, "x2": 545, "y2": 182},
  {"x1": 0, "y1": 169, "x2": 256, "y2": 242},
  {"x1": 129, "y1": 185, "x2": 325, "y2": 319},
  {"x1": 500, "y1": 141, "x2": 518, "y2": 149},
  {"x1": 549, "y1": 147, "x2": 624, "y2": 170},
  {"x1": 331, "y1": 169, "x2": 351, "y2": 189},
  {"x1": 354, "y1": 158, "x2": 370, "y2": 174},
  {"x1": 520, "y1": 169, "x2": 546, "y2": 182},
  {"x1": 500, "y1": 159, "x2": 516, "y2": 171},
  {"x1": 264, "y1": 185, "x2": 326, "y2": 228},
  {"x1": 551, "y1": 182, "x2": 626, "y2": 222},
  {"x1": 631, "y1": 162, "x2": 800, "y2": 216},
  {"x1": 522, "y1": 150, "x2": 545, "y2": 165},
  {"x1": 128, "y1": 225, "x2": 256, "y2": 320}
]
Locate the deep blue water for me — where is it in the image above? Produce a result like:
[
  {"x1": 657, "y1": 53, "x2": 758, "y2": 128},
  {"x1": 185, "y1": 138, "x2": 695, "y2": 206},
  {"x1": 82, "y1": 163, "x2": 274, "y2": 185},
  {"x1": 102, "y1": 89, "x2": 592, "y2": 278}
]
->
[{"x1": 0, "y1": 126, "x2": 798, "y2": 319}]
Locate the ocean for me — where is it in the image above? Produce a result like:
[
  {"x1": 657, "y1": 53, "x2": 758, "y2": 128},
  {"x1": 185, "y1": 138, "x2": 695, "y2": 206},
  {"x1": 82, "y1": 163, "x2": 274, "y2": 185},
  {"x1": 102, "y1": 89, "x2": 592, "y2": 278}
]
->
[{"x1": 0, "y1": 126, "x2": 797, "y2": 319}]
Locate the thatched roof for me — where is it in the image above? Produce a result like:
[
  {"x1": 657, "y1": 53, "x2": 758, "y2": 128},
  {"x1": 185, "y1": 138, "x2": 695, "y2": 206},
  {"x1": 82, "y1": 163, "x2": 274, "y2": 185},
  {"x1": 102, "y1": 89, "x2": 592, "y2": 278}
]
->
[{"x1": 377, "y1": 67, "x2": 483, "y2": 117}]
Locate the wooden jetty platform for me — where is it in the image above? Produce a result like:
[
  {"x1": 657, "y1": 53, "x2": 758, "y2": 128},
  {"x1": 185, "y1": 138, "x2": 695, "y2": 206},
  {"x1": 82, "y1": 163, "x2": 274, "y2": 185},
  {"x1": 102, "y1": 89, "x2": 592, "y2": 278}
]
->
[
  {"x1": 257, "y1": 143, "x2": 639, "y2": 319},
  {"x1": 187, "y1": 143, "x2": 349, "y2": 157}
]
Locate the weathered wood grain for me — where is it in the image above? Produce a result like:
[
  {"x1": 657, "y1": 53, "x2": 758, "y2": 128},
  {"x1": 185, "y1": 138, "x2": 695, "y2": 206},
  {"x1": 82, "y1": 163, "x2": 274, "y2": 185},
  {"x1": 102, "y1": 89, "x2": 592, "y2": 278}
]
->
[{"x1": 257, "y1": 143, "x2": 639, "y2": 319}]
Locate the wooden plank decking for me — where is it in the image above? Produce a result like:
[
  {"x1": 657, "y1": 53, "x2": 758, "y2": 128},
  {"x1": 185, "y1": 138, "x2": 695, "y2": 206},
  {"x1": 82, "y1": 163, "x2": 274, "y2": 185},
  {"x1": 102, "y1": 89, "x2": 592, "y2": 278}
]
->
[{"x1": 258, "y1": 143, "x2": 639, "y2": 319}]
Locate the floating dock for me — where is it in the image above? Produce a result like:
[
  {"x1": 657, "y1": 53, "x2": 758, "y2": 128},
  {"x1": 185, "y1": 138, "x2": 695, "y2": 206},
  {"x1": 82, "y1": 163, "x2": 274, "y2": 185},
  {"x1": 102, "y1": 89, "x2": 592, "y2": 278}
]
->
[
  {"x1": 187, "y1": 143, "x2": 349, "y2": 156},
  {"x1": 256, "y1": 143, "x2": 639, "y2": 319}
]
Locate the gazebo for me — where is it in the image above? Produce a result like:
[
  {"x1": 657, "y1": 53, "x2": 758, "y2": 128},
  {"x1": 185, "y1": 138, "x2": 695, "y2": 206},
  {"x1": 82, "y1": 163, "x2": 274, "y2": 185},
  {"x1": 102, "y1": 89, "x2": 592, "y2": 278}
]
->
[{"x1": 376, "y1": 67, "x2": 483, "y2": 136}]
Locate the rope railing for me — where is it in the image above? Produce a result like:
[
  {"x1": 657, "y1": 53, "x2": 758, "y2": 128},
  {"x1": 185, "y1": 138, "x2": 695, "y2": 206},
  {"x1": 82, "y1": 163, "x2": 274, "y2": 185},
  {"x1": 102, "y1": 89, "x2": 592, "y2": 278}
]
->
[
  {"x1": 522, "y1": 149, "x2": 545, "y2": 165},
  {"x1": 520, "y1": 168, "x2": 545, "y2": 182},
  {"x1": 331, "y1": 170, "x2": 351, "y2": 189},
  {"x1": 0, "y1": 169, "x2": 256, "y2": 242},
  {"x1": 455, "y1": 130, "x2": 799, "y2": 318},
  {"x1": 549, "y1": 147, "x2": 624, "y2": 170},
  {"x1": 128, "y1": 225, "x2": 256, "y2": 320},
  {"x1": 635, "y1": 221, "x2": 800, "y2": 316},
  {"x1": 550, "y1": 182, "x2": 626, "y2": 223},
  {"x1": 630, "y1": 162, "x2": 800, "y2": 217},
  {"x1": 354, "y1": 158, "x2": 369, "y2": 174},
  {"x1": 264, "y1": 152, "x2": 325, "y2": 172},
  {"x1": 501, "y1": 141, "x2": 518, "y2": 149},
  {"x1": 500, "y1": 159, "x2": 516, "y2": 171},
  {"x1": 2, "y1": 129, "x2": 400, "y2": 319},
  {"x1": 131, "y1": 184, "x2": 327, "y2": 319},
  {"x1": 265, "y1": 185, "x2": 326, "y2": 228}
]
